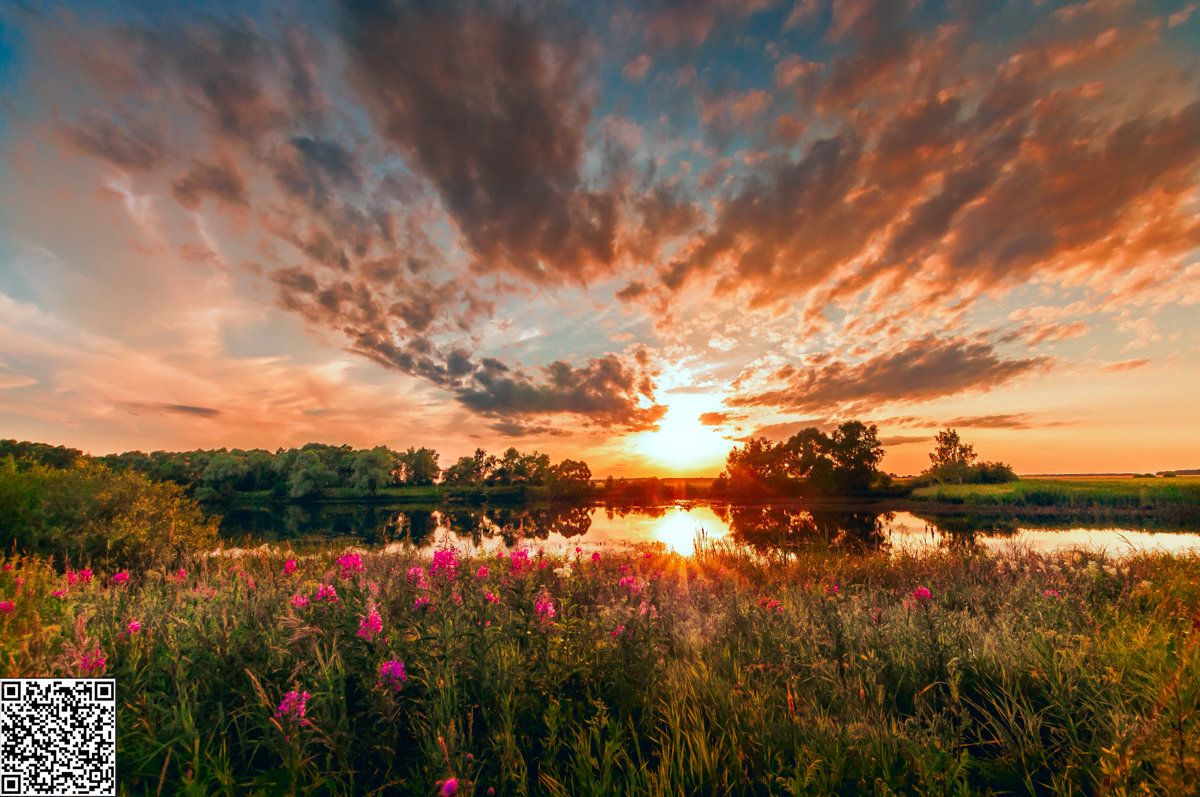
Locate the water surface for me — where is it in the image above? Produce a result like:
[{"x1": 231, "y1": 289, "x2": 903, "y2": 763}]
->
[{"x1": 217, "y1": 501, "x2": 1200, "y2": 557}]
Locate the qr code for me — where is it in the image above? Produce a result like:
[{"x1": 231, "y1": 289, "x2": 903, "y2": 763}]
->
[{"x1": 0, "y1": 679, "x2": 115, "y2": 796}]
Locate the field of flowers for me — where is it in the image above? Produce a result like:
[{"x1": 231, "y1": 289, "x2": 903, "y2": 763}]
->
[{"x1": 1, "y1": 539, "x2": 1198, "y2": 795}]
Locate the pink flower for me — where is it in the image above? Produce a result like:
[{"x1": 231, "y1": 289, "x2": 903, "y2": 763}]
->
[
  {"x1": 377, "y1": 659, "x2": 407, "y2": 691},
  {"x1": 275, "y1": 690, "x2": 311, "y2": 726},
  {"x1": 126, "y1": 620, "x2": 141, "y2": 634},
  {"x1": 591, "y1": 552, "x2": 601, "y2": 563},
  {"x1": 484, "y1": 591, "x2": 500, "y2": 604},
  {"x1": 336, "y1": 553, "x2": 365, "y2": 580},
  {"x1": 618, "y1": 576, "x2": 642, "y2": 595},
  {"x1": 0, "y1": 600, "x2": 14, "y2": 614},
  {"x1": 611, "y1": 625, "x2": 626, "y2": 639},
  {"x1": 110, "y1": 572, "x2": 130, "y2": 586},
  {"x1": 871, "y1": 607, "x2": 884, "y2": 624},
  {"x1": 52, "y1": 589, "x2": 66, "y2": 598},
  {"x1": 316, "y1": 584, "x2": 338, "y2": 603},
  {"x1": 476, "y1": 565, "x2": 489, "y2": 579},
  {"x1": 510, "y1": 549, "x2": 531, "y2": 575},
  {"x1": 81, "y1": 649, "x2": 106, "y2": 673},
  {"x1": 431, "y1": 548, "x2": 459, "y2": 581},
  {"x1": 283, "y1": 559, "x2": 298, "y2": 575},
  {"x1": 414, "y1": 596, "x2": 431, "y2": 610},
  {"x1": 172, "y1": 569, "x2": 187, "y2": 584},
  {"x1": 357, "y1": 606, "x2": 383, "y2": 641},
  {"x1": 78, "y1": 569, "x2": 93, "y2": 584},
  {"x1": 912, "y1": 586, "x2": 932, "y2": 604},
  {"x1": 1044, "y1": 589, "x2": 1060, "y2": 598},
  {"x1": 441, "y1": 778, "x2": 458, "y2": 795},
  {"x1": 407, "y1": 566, "x2": 425, "y2": 583},
  {"x1": 290, "y1": 594, "x2": 310, "y2": 609},
  {"x1": 825, "y1": 584, "x2": 839, "y2": 596},
  {"x1": 534, "y1": 590, "x2": 556, "y2": 626}
]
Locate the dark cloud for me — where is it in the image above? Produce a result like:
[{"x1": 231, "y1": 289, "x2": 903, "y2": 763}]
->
[
  {"x1": 339, "y1": 0, "x2": 624, "y2": 285},
  {"x1": 123, "y1": 402, "x2": 221, "y2": 417},
  {"x1": 490, "y1": 419, "x2": 570, "y2": 438},
  {"x1": 880, "y1": 435, "x2": 929, "y2": 446},
  {"x1": 171, "y1": 157, "x2": 248, "y2": 209},
  {"x1": 457, "y1": 355, "x2": 666, "y2": 431},
  {"x1": 817, "y1": 0, "x2": 917, "y2": 111},
  {"x1": 640, "y1": 0, "x2": 774, "y2": 49},
  {"x1": 727, "y1": 337, "x2": 1051, "y2": 413},
  {"x1": 739, "y1": 418, "x2": 835, "y2": 442},
  {"x1": 59, "y1": 115, "x2": 166, "y2": 171},
  {"x1": 942, "y1": 413, "x2": 1037, "y2": 429}
]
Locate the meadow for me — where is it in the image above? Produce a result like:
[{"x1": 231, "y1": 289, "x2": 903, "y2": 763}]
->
[
  {"x1": 1, "y1": 539, "x2": 1198, "y2": 795},
  {"x1": 908, "y1": 475, "x2": 1200, "y2": 513}
]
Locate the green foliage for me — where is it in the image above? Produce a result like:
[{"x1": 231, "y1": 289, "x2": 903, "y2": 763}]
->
[
  {"x1": 0, "y1": 459, "x2": 218, "y2": 569},
  {"x1": 722, "y1": 420, "x2": 885, "y2": 496},
  {"x1": 1, "y1": 542, "x2": 1197, "y2": 795},
  {"x1": 926, "y1": 429, "x2": 1019, "y2": 485},
  {"x1": 911, "y1": 475, "x2": 1200, "y2": 513}
]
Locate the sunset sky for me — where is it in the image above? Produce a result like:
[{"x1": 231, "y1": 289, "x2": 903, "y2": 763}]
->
[{"x1": 1, "y1": 0, "x2": 1198, "y2": 477}]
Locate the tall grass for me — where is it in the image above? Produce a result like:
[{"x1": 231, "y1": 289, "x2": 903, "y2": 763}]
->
[
  {"x1": 910, "y1": 475, "x2": 1200, "y2": 512},
  {"x1": 1, "y1": 539, "x2": 1197, "y2": 795}
]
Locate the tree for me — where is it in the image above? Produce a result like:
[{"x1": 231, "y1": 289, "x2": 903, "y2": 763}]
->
[
  {"x1": 399, "y1": 447, "x2": 440, "y2": 485},
  {"x1": 352, "y1": 447, "x2": 396, "y2": 495},
  {"x1": 549, "y1": 459, "x2": 592, "y2": 499},
  {"x1": 828, "y1": 421, "x2": 884, "y2": 493},
  {"x1": 928, "y1": 428, "x2": 976, "y2": 484}
]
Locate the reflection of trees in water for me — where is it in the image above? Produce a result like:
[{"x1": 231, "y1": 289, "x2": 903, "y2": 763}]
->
[
  {"x1": 605, "y1": 505, "x2": 667, "y2": 521},
  {"x1": 434, "y1": 504, "x2": 593, "y2": 545},
  {"x1": 713, "y1": 505, "x2": 892, "y2": 552}
]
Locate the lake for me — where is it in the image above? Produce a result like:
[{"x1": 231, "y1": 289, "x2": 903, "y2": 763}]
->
[{"x1": 216, "y1": 501, "x2": 1200, "y2": 557}]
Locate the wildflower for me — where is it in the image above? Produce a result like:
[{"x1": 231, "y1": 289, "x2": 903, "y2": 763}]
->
[
  {"x1": 484, "y1": 591, "x2": 500, "y2": 604},
  {"x1": 0, "y1": 600, "x2": 13, "y2": 614},
  {"x1": 415, "y1": 596, "x2": 431, "y2": 610},
  {"x1": 52, "y1": 589, "x2": 66, "y2": 598},
  {"x1": 441, "y1": 778, "x2": 458, "y2": 796},
  {"x1": 357, "y1": 606, "x2": 383, "y2": 641},
  {"x1": 912, "y1": 586, "x2": 932, "y2": 604},
  {"x1": 825, "y1": 584, "x2": 839, "y2": 597},
  {"x1": 759, "y1": 598, "x2": 783, "y2": 613},
  {"x1": 172, "y1": 569, "x2": 186, "y2": 584},
  {"x1": 110, "y1": 572, "x2": 130, "y2": 586},
  {"x1": 377, "y1": 659, "x2": 407, "y2": 691},
  {"x1": 407, "y1": 566, "x2": 425, "y2": 583},
  {"x1": 283, "y1": 559, "x2": 298, "y2": 575},
  {"x1": 871, "y1": 607, "x2": 884, "y2": 624},
  {"x1": 275, "y1": 690, "x2": 311, "y2": 726},
  {"x1": 510, "y1": 549, "x2": 531, "y2": 575},
  {"x1": 290, "y1": 594, "x2": 310, "y2": 609},
  {"x1": 575, "y1": 547, "x2": 582, "y2": 554},
  {"x1": 1044, "y1": 589, "x2": 1060, "y2": 598},
  {"x1": 534, "y1": 590, "x2": 556, "y2": 626},
  {"x1": 476, "y1": 565, "x2": 489, "y2": 579},
  {"x1": 126, "y1": 620, "x2": 141, "y2": 635},
  {"x1": 431, "y1": 548, "x2": 458, "y2": 581},
  {"x1": 618, "y1": 576, "x2": 642, "y2": 594},
  {"x1": 77, "y1": 569, "x2": 93, "y2": 584},
  {"x1": 81, "y1": 649, "x2": 106, "y2": 673},
  {"x1": 638, "y1": 601, "x2": 658, "y2": 619},
  {"x1": 337, "y1": 553, "x2": 365, "y2": 580},
  {"x1": 591, "y1": 552, "x2": 601, "y2": 563},
  {"x1": 315, "y1": 584, "x2": 338, "y2": 604},
  {"x1": 611, "y1": 625, "x2": 626, "y2": 639}
]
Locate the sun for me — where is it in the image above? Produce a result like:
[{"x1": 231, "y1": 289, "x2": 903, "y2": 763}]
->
[{"x1": 634, "y1": 395, "x2": 732, "y2": 474}]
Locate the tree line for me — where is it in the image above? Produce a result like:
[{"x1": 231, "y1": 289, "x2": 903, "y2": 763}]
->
[{"x1": 0, "y1": 440, "x2": 594, "y2": 502}]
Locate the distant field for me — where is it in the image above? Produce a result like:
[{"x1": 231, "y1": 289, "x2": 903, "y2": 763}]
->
[{"x1": 910, "y1": 475, "x2": 1200, "y2": 509}]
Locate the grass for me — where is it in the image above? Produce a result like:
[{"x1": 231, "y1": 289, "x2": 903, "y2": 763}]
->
[
  {"x1": 1, "y1": 540, "x2": 1198, "y2": 795},
  {"x1": 909, "y1": 475, "x2": 1200, "y2": 511}
]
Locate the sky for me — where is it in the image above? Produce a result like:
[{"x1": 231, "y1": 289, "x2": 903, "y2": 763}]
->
[{"x1": 0, "y1": 0, "x2": 1198, "y2": 478}]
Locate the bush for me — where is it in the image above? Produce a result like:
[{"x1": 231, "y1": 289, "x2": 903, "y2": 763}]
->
[{"x1": 0, "y1": 458, "x2": 218, "y2": 570}]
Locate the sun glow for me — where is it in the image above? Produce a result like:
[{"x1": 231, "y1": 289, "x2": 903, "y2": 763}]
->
[{"x1": 634, "y1": 395, "x2": 732, "y2": 474}]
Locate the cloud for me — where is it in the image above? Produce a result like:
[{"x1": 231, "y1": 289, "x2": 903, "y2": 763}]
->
[
  {"x1": 456, "y1": 355, "x2": 666, "y2": 431},
  {"x1": 1098, "y1": 358, "x2": 1151, "y2": 373},
  {"x1": 697, "y1": 410, "x2": 733, "y2": 426},
  {"x1": 623, "y1": 53, "x2": 651, "y2": 82},
  {"x1": 339, "y1": 0, "x2": 623, "y2": 285},
  {"x1": 880, "y1": 435, "x2": 929, "y2": 446},
  {"x1": 120, "y1": 402, "x2": 221, "y2": 418},
  {"x1": 59, "y1": 115, "x2": 166, "y2": 171},
  {"x1": 726, "y1": 337, "x2": 1051, "y2": 414},
  {"x1": 171, "y1": 157, "x2": 249, "y2": 209},
  {"x1": 942, "y1": 413, "x2": 1038, "y2": 429}
]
